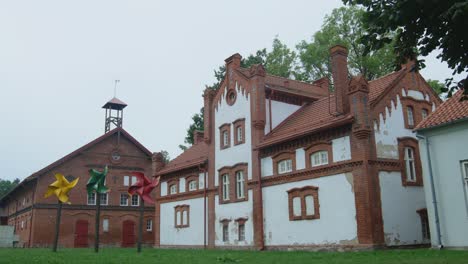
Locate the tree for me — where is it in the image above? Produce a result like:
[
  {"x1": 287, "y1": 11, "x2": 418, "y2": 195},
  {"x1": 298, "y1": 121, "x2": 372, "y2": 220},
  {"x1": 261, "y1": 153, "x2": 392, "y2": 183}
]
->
[
  {"x1": 343, "y1": 0, "x2": 468, "y2": 98},
  {"x1": 183, "y1": 107, "x2": 204, "y2": 146},
  {"x1": 426, "y1": 80, "x2": 445, "y2": 96},
  {"x1": 0, "y1": 178, "x2": 20, "y2": 198},
  {"x1": 295, "y1": 6, "x2": 395, "y2": 82},
  {"x1": 160, "y1": 150, "x2": 171, "y2": 164}
]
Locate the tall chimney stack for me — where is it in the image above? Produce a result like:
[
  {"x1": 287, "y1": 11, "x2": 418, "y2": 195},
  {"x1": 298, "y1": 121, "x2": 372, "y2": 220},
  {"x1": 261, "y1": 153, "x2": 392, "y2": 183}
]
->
[{"x1": 330, "y1": 45, "x2": 349, "y2": 114}]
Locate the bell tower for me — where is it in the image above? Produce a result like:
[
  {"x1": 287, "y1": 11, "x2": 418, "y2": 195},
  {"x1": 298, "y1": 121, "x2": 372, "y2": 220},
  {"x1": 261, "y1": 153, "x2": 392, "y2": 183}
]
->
[{"x1": 102, "y1": 97, "x2": 127, "y2": 133}]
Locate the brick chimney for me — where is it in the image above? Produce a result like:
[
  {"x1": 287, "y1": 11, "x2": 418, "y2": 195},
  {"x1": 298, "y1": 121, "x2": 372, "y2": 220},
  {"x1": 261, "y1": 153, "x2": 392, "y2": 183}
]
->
[
  {"x1": 203, "y1": 88, "x2": 216, "y2": 143},
  {"x1": 152, "y1": 152, "x2": 165, "y2": 175},
  {"x1": 330, "y1": 45, "x2": 349, "y2": 114},
  {"x1": 193, "y1": 130, "x2": 204, "y2": 145},
  {"x1": 225, "y1": 53, "x2": 242, "y2": 71}
]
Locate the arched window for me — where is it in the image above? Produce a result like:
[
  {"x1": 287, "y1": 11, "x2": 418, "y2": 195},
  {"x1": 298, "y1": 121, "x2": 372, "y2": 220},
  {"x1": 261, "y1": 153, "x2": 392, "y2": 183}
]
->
[
  {"x1": 188, "y1": 180, "x2": 197, "y2": 191},
  {"x1": 278, "y1": 159, "x2": 293, "y2": 174},
  {"x1": 311, "y1": 151, "x2": 329, "y2": 167}
]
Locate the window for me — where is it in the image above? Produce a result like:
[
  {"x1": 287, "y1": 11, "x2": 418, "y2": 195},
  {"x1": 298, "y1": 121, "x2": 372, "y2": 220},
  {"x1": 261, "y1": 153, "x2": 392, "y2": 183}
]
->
[
  {"x1": 222, "y1": 223, "x2": 229, "y2": 242},
  {"x1": 219, "y1": 123, "x2": 231, "y2": 149},
  {"x1": 287, "y1": 186, "x2": 320, "y2": 221},
  {"x1": 233, "y1": 118, "x2": 245, "y2": 145},
  {"x1": 120, "y1": 193, "x2": 128, "y2": 206},
  {"x1": 174, "y1": 205, "x2": 189, "y2": 228},
  {"x1": 407, "y1": 106, "x2": 415, "y2": 127},
  {"x1": 131, "y1": 194, "x2": 139, "y2": 206},
  {"x1": 169, "y1": 184, "x2": 177, "y2": 194},
  {"x1": 404, "y1": 147, "x2": 417, "y2": 182},
  {"x1": 417, "y1": 209, "x2": 430, "y2": 241},
  {"x1": 188, "y1": 181, "x2": 197, "y2": 191},
  {"x1": 103, "y1": 219, "x2": 109, "y2": 232},
  {"x1": 398, "y1": 137, "x2": 423, "y2": 186},
  {"x1": 311, "y1": 151, "x2": 329, "y2": 167},
  {"x1": 146, "y1": 219, "x2": 153, "y2": 231},
  {"x1": 462, "y1": 161, "x2": 468, "y2": 210},
  {"x1": 218, "y1": 163, "x2": 248, "y2": 204},
  {"x1": 278, "y1": 159, "x2": 293, "y2": 174},
  {"x1": 238, "y1": 224, "x2": 245, "y2": 241},
  {"x1": 222, "y1": 174, "x2": 230, "y2": 201},
  {"x1": 131, "y1": 176, "x2": 137, "y2": 185},
  {"x1": 21, "y1": 220, "x2": 24, "y2": 229},
  {"x1": 87, "y1": 192, "x2": 96, "y2": 205},
  {"x1": 236, "y1": 171, "x2": 245, "y2": 199},
  {"x1": 100, "y1": 193, "x2": 108, "y2": 205},
  {"x1": 123, "y1": 176, "x2": 129, "y2": 186},
  {"x1": 422, "y1": 109, "x2": 428, "y2": 119},
  {"x1": 226, "y1": 89, "x2": 237, "y2": 105}
]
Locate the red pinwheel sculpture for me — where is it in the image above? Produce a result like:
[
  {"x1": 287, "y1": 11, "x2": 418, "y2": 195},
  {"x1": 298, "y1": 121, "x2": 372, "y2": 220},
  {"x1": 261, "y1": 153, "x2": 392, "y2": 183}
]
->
[
  {"x1": 127, "y1": 172, "x2": 160, "y2": 204},
  {"x1": 127, "y1": 172, "x2": 160, "y2": 252}
]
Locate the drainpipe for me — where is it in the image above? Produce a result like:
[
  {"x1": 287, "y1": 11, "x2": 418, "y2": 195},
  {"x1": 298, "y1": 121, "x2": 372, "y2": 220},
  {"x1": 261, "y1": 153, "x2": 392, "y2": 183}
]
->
[
  {"x1": 203, "y1": 169, "x2": 207, "y2": 249},
  {"x1": 417, "y1": 134, "x2": 443, "y2": 249}
]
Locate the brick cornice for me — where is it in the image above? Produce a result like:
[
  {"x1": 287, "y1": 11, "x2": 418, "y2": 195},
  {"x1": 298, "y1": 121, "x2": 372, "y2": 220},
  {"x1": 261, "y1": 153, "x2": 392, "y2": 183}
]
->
[{"x1": 32, "y1": 203, "x2": 154, "y2": 211}]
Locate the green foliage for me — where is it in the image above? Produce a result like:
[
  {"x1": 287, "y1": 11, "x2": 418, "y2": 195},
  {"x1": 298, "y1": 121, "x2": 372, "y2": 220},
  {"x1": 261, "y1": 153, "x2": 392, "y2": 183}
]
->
[
  {"x1": 343, "y1": 0, "x2": 468, "y2": 98},
  {"x1": 295, "y1": 6, "x2": 394, "y2": 82},
  {"x1": 160, "y1": 150, "x2": 171, "y2": 164},
  {"x1": 426, "y1": 80, "x2": 445, "y2": 96},
  {"x1": 264, "y1": 38, "x2": 296, "y2": 78},
  {"x1": 0, "y1": 178, "x2": 20, "y2": 198},
  {"x1": 183, "y1": 107, "x2": 204, "y2": 146}
]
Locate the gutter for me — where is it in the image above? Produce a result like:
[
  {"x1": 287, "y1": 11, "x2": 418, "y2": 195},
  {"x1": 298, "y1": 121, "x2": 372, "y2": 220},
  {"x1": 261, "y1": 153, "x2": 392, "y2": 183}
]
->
[
  {"x1": 416, "y1": 134, "x2": 443, "y2": 249},
  {"x1": 415, "y1": 117, "x2": 468, "y2": 133}
]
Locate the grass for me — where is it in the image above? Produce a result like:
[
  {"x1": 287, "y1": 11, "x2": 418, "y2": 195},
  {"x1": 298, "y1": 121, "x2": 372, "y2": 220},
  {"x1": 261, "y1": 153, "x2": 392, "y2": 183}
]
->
[{"x1": 0, "y1": 248, "x2": 467, "y2": 264}]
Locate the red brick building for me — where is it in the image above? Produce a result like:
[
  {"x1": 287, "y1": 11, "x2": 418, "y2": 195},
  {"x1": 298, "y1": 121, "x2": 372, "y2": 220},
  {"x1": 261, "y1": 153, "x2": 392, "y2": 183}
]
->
[{"x1": 0, "y1": 98, "x2": 155, "y2": 248}]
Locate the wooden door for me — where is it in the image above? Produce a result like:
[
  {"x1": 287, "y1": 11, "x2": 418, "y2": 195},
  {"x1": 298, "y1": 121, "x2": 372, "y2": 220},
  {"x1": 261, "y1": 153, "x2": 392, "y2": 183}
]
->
[
  {"x1": 74, "y1": 220, "x2": 88, "y2": 248},
  {"x1": 122, "y1": 220, "x2": 135, "y2": 247}
]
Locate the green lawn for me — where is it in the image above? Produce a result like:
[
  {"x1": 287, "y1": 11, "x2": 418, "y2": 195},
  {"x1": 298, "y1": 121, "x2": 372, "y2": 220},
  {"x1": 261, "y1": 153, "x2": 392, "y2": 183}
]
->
[{"x1": 0, "y1": 248, "x2": 467, "y2": 264}]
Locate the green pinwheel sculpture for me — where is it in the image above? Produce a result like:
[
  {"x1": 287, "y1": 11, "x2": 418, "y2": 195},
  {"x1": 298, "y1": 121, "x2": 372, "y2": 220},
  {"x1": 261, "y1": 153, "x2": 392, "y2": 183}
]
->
[{"x1": 86, "y1": 166, "x2": 109, "y2": 253}]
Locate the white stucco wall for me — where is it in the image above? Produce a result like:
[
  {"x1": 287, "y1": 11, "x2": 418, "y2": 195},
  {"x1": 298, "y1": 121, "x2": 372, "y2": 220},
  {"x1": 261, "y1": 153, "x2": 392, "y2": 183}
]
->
[
  {"x1": 260, "y1": 136, "x2": 351, "y2": 177},
  {"x1": 419, "y1": 122, "x2": 468, "y2": 247},
  {"x1": 263, "y1": 174, "x2": 357, "y2": 246},
  {"x1": 214, "y1": 82, "x2": 254, "y2": 247},
  {"x1": 374, "y1": 95, "x2": 415, "y2": 159},
  {"x1": 379, "y1": 171, "x2": 427, "y2": 245},
  {"x1": 179, "y1": 178, "x2": 186, "y2": 193},
  {"x1": 265, "y1": 99, "x2": 301, "y2": 134},
  {"x1": 214, "y1": 190, "x2": 254, "y2": 246},
  {"x1": 215, "y1": 83, "x2": 252, "y2": 186},
  {"x1": 160, "y1": 197, "x2": 206, "y2": 245},
  {"x1": 332, "y1": 136, "x2": 351, "y2": 162},
  {"x1": 198, "y1": 172, "x2": 205, "y2": 189},
  {"x1": 160, "y1": 182, "x2": 167, "y2": 196}
]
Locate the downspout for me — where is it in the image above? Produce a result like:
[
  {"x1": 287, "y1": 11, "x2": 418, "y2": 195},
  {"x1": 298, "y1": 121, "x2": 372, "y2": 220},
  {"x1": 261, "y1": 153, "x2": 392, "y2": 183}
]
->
[
  {"x1": 27, "y1": 180, "x2": 37, "y2": 248},
  {"x1": 203, "y1": 168, "x2": 207, "y2": 249},
  {"x1": 417, "y1": 134, "x2": 443, "y2": 249}
]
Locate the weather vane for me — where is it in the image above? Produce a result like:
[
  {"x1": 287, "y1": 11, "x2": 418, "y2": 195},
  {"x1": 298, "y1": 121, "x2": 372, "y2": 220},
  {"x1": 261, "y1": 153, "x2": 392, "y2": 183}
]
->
[{"x1": 114, "y1": 80, "x2": 120, "y2": 97}]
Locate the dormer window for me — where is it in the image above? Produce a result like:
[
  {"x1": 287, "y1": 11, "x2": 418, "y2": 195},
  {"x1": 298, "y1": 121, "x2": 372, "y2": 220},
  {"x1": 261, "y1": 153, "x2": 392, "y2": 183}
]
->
[
  {"x1": 311, "y1": 151, "x2": 329, "y2": 167},
  {"x1": 169, "y1": 184, "x2": 177, "y2": 194},
  {"x1": 278, "y1": 159, "x2": 293, "y2": 174},
  {"x1": 188, "y1": 180, "x2": 197, "y2": 191}
]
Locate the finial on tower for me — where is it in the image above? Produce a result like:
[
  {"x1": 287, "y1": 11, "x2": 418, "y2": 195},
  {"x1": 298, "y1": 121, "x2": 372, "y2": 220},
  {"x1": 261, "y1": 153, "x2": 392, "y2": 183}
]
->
[{"x1": 103, "y1": 81, "x2": 127, "y2": 133}]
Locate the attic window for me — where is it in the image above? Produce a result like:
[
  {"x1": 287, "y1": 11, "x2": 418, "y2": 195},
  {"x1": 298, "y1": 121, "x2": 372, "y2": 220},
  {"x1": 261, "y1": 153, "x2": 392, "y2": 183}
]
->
[{"x1": 226, "y1": 89, "x2": 237, "y2": 106}]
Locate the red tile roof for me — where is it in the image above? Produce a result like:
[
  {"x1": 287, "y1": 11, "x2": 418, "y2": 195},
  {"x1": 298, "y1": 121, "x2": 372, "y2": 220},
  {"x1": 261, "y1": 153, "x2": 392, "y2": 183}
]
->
[
  {"x1": 259, "y1": 96, "x2": 354, "y2": 147},
  {"x1": 415, "y1": 89, "x2": 468, "y2": 130},
  {"x1": 102, "y1": 97, "x2": 128, "y2": 110},
  {"x1": 265, "y1": 75, "x2": 328, "y2": 100},
  {"x1": 157, "y1": 142, "x2": 209, "y2": 175},
  {"x1": 368, "y1": 68, "x2": 406, "y2": 103}
]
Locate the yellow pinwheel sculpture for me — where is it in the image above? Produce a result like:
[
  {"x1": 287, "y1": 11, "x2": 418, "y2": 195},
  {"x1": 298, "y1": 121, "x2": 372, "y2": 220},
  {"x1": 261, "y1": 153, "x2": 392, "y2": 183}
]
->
[{"x1": 44, "y1": 173, "x2": 79, "y2": 204}]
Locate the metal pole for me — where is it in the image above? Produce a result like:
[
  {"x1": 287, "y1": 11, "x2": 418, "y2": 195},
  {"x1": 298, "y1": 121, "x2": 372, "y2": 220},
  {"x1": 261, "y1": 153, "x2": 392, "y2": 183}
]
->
[
  {"x1": 138, "y1": 199, "x2": 144, "y2": 253},
  {"x1": 94, "y1": 193, "x2": 101, "y2": 253},
  {"x1": 53, "y1": 201, "x2": 62, "y2": 252}
]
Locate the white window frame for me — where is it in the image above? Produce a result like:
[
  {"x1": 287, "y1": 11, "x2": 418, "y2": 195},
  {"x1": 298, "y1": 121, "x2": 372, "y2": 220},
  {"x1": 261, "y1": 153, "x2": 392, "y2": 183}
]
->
[
  {"x1": 169, "y1": 184, "x2": 177, "y2": 194},
  {"x1": 278, "y1": 159, "x2": 293, "y2": 174},
  {"x1": 407, "y1": 106, "x2": 415, "y2": 126},
  {"x1": 103, "y1": 219, "x2": 109, "y2": 232},
  {"x1": 223, "y1": 131, "x2": 229, "y2": 147},
  {"x1": 462, "y1": 161, "x2": 468, "y2": 215},
  {"x1": 222, "y1": 174, "x2": 230, "y2": 201},
  {"x1": 404, "y1": 147, "x2": 417, "y2": 182},
  {"x1": 87, "y1": 192, "x2": 96, "y2": 205},
  {"x1": 311, "y1": 151, "x2": 329, "y2": 167},
  {"x1": 100, "y1": 193, "x2": 109, "y2": 206},
  {"x1": 238, "y1": 223, "x2": 245, "y2": 241},
  {"x1": 146, "y1": 219, "x2": 153, "y2": 231},
  {"x1": 131, "y1": 194, "x2": 139, "y2": 206},
  {"x1": 422, "y1": 109, "x2": 428, "y2": 119},
  {"x1": 120, "y1": 193, "x2": 128, "y2": 206},
  {"x1": 123, "y1": 176, "x2": 129, "y2": 186},
  {"x1": 188, "y1": 180, "x2": 197, "y2": 191},
  {"x1": 222, "y1": 224, "x2": 229, "y2": 242},
  {"x1": 237, "y1": 126, "x2": 243, "y2": 143},
  {"x1": 236, "y1": 171, "x2": 245, "y2": 199}
]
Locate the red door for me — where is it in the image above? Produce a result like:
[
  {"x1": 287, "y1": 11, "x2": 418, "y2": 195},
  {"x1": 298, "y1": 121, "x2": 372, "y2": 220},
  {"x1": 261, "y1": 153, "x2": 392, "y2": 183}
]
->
[
  {"x1": 74, "y1": 220, "x2": 88, "y2": 248},
  {"x1": 122, "y1": 220, "x2": 136, "y2": 247}
]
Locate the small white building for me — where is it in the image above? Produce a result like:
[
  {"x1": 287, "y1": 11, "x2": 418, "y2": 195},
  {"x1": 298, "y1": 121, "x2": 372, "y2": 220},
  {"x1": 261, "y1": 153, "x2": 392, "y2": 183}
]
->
[{"x1": 416, "y1": 89, "x2": 468, "y2": 249}]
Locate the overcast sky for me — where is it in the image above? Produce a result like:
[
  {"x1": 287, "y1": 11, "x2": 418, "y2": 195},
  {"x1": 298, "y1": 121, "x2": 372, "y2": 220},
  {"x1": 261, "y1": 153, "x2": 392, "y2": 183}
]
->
[{"x1": 0, "y1": 0, "x2": 456, "y2": 181}]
